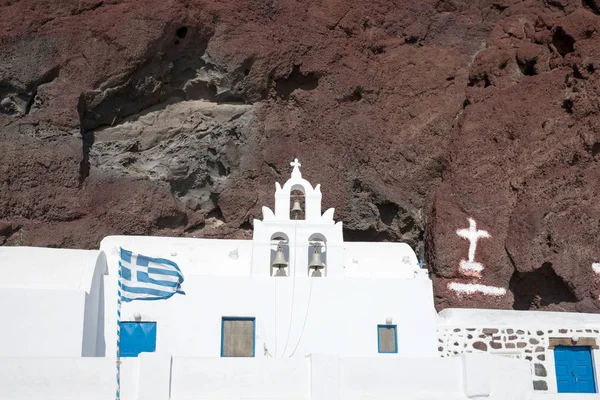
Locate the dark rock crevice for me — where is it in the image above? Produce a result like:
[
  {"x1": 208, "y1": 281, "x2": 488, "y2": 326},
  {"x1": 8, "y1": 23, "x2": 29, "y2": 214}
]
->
[
  {"x1": 552, "y1": 27, "x2": 575, "y2": 57},
  {"x1": 467, "y1": 73, "x2": 491, "y2": 88},
  {"x1": 71, "y1": 1, "x2": 104, "y2": 15},
  {"x1": 582, "y1": 0, "x2": 600, "y2": 15},
  {"x1": 517, "y1": 57, "x2": 537, "y2": 76},
  {"x1": 509, "y1": 262, "x2": 578, "y2": 310},
  {"x1": 274, "y1": 65, "x2": 320, "y2": 99}
]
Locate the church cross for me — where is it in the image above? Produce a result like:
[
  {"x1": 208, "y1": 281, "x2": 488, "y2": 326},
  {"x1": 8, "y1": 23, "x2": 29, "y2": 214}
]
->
[{"x1": 290, "y1": 158, "x2": 302, "y2": 177}]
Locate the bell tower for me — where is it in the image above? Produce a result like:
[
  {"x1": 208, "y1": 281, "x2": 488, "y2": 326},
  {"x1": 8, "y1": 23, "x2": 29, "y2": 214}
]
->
[{"x1": 251, "y1": 159, "x2": 344, "y2": 277}]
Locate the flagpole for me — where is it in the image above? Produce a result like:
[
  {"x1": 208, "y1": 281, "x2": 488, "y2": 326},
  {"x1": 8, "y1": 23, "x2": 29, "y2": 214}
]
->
[{"x1": 116, "y1": 253, "x2": 122, "y2": 400}]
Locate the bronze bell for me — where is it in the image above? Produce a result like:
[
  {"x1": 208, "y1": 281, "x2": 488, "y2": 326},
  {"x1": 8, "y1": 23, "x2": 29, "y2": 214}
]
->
[
  {"x1": 271, "y1": 245, "x2": 289, "y2": 276},
  {"x1": 291, "y1": 199, "x2": 303, "y2": 213},
  {"x1": 308, "y1": 247, "x2": 326, "y2": 273}
]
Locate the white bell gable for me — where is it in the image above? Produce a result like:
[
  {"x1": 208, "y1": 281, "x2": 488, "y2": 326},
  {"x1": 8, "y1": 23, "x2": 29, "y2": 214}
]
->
[{"x1": 252, "y1": 158, "x2": 344, "y2": 277}]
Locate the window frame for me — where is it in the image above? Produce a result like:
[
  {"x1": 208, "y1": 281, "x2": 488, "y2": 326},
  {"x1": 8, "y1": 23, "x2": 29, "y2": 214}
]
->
[
  {"x1": 221, "y1": 317, "x2": 256, "y2": 357},
  {"x1": 377, "y1": 324, "x2": 398, "y2": 354}
]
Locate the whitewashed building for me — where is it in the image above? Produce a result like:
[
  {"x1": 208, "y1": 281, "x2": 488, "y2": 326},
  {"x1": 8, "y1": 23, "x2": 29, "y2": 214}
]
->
[{"x1": 0, "y1": 159, "x2": 597, "y2": 399}]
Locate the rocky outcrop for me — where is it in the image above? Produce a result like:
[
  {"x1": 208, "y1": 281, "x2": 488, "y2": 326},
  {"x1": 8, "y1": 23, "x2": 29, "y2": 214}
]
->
[{"x1": 1, "y1": 0, "x2": 600, "y2": 312}]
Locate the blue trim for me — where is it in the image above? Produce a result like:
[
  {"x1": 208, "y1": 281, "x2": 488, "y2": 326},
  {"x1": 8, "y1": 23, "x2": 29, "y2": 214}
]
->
[
  {"x1": 377, "y1": 324, "x2": 398, "y2": 354},
  {"x1": 221, "y1": 317, "x2": 256, "y2": 357}
]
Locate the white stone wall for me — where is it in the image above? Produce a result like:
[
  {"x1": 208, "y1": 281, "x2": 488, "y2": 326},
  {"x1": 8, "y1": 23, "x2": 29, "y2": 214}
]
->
[{"x1": 438, "y1": 326, "x2": 600, "y2": 392}]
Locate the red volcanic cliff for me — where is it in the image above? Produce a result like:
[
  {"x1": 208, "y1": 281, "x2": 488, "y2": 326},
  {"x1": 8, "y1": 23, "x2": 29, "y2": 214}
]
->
[{"x1": 1, "y1": 0, "x2": 599, "y2": 311}]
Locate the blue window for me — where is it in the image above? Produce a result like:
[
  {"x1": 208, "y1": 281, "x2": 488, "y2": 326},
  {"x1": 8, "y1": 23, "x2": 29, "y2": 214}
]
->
[
  {"x1": 221, "y1": 317, "x2": 256, "y2": 357},
  {"x1": 378, "y1": 324, "x2": 398, "y2": 354},
  {"x1": 554, "y1": 346, "x2": 596, "y2": 393},
  {"x1": 119, "y1": 322, "x2": 157, "y2": 357}
]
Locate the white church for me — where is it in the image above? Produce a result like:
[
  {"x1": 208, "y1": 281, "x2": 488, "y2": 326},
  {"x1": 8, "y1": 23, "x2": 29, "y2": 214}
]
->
[{"x1": 1, "y1": 159, "x2": 600, "y2": 400}]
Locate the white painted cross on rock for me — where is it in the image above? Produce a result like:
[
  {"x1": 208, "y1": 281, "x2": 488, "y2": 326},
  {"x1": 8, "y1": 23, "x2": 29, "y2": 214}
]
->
[
  {"x1": 448, "y1": 217, "x2": 506, "y2": 297},
  {"x1": 456, "y1": 218, "x2": 490, "y2": 278}
]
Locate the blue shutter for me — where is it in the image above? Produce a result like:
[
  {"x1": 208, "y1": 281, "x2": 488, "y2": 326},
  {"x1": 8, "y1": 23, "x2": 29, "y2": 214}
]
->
[{"x1": 120, "y1": 322, "x2": 157, "y2": 357}]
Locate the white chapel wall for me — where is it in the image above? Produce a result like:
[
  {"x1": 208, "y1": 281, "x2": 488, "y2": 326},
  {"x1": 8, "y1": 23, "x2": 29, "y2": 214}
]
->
[{"x1": 102, "y1": 272, "x2": 438, "y2": 358}]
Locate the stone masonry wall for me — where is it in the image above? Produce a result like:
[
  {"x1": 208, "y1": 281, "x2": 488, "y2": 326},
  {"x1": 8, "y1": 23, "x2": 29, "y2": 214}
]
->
[{"x1": 438, "y1": 327, "x2": 600, "y2": 391}]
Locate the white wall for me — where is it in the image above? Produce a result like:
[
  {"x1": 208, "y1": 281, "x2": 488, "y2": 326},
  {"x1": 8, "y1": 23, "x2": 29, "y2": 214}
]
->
[
  {"x1": 82, "y1": 251, "x2": 108, "y2": 356},
  {"x1": 103, "y1": 274, "x2": 438, "y2": 359},
  {"x1": 100, "y1": 235, "x2": 420, "y2": 279},
  {"x1": 340, "y1": 356, "x2": 463, "y2": 399},
  {"x1": 0, "y1": 247, "x2": 102, "y2": 290},
  {"x1": 0, "y1": 353, "x2": 534, "y2": 400},
  {"x1": 0, "y1": 357, "x2": 138, "y2": 400},
  {"x1": 0, "y1": 247, "x2": 107, "y2": 357},
  {"x1": 343, "y1": 242, "x2": 420, "y2": 279},
  {"x1": 100, "y1": 236, "x2": 253, "y2": 277},
  {"x1": 0, "y1": 288, "x2": 86, "y2": 357},
  {"x1": 171, "y1": 357, "x2": 310, "y2": 400},
  {"x1": 438, "y1": 308, "x2": 600, "y2": 329},
  {"x1": 100, "y1": 234, "x2": 433, "y2": 359},
  {"x1": 340, "y1": 353, "x2": 531, "y2": 400}
]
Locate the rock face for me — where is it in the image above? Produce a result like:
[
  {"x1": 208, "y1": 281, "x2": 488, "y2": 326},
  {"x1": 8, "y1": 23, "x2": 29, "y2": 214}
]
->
[{"x1": 1, "y1": 0, "x2": 600, "y2": 312}]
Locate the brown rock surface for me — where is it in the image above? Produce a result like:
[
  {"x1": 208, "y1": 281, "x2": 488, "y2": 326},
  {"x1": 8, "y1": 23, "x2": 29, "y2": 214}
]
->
[{"x1": 1, "y1": 0, "x2": 599, "y2": 312}]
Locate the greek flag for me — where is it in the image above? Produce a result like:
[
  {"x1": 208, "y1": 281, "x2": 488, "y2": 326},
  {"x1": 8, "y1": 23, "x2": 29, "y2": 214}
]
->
[{"x1": 119, "y1": 248, "x2": 185, "y2": 302}]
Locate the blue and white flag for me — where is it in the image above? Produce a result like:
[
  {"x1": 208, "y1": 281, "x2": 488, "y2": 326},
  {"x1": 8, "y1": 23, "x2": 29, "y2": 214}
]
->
[{"x1": 118, "y1": 248, "x2": 185, "y2": 302}]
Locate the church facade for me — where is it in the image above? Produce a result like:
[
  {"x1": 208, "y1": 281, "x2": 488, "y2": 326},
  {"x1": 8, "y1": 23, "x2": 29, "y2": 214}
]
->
[
  {"x1": 0, "y1": 159, "x2": 598, "y2": 399},
  {"x1": 100, "y1": 158, "x2": 436, "y2": 361}
]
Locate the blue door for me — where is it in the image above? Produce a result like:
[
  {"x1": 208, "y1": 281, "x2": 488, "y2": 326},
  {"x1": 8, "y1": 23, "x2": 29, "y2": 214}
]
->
[
  {"x1": 119, "y1": 322, "x2": 157, "y2": 357},
  {"x1": 554, "y1": 346, "x2": 596, "y2": 393}
]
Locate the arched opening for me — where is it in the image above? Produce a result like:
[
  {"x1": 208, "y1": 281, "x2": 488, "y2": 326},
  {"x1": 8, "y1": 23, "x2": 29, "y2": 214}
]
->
[
  {"x1": 307, "y1": 234, "x2": 327, "y2": 277},
  {"x1": 290, "y1": 185, "x2": 305, "y2": 220},
  {"x1": 270, "y1": 233, "x2": 290, "y2": 277}
]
